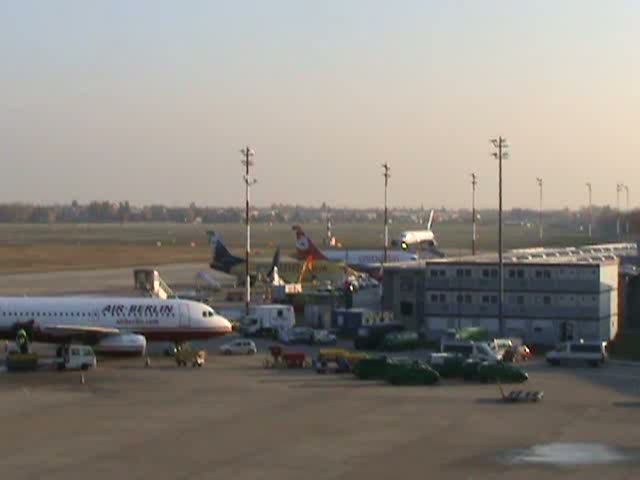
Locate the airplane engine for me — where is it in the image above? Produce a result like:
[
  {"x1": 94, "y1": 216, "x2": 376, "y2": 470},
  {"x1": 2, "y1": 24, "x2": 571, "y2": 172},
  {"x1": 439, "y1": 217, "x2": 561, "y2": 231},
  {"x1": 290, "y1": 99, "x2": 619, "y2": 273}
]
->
[{"x1": 95, "y1": 334, "x2": 147, "y2": 356}]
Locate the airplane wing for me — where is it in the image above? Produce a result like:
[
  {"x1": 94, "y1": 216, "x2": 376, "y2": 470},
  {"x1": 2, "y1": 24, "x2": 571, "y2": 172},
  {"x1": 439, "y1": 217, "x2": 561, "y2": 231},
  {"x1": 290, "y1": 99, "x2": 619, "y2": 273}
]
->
[{"x1": 39, "y1": 325, "x2": 120, "y2": 337}]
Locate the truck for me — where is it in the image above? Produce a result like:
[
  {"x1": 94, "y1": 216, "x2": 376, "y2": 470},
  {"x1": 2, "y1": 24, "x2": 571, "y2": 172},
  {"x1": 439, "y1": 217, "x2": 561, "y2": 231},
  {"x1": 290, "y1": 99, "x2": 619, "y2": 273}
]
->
[
  {"x1": 239, "y1": 304, "x2": 295, "y2": 337},
  {"x1": 55, "y1": 345, "x2": 97, "y2": 371}
]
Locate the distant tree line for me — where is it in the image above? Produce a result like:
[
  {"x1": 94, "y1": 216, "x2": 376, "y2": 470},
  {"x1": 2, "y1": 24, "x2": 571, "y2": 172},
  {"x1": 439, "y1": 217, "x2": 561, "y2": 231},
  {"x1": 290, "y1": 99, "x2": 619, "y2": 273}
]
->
[{"x1": 0, "y1": 201, "x2": 637, "y2": 234}]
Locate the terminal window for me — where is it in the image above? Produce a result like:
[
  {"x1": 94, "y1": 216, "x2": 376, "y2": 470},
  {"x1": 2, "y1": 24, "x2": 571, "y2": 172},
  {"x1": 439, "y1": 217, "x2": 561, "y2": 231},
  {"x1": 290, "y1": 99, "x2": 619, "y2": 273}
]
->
[{"x1": 400, "y1": 302, "x2": 414, "y2": 316}]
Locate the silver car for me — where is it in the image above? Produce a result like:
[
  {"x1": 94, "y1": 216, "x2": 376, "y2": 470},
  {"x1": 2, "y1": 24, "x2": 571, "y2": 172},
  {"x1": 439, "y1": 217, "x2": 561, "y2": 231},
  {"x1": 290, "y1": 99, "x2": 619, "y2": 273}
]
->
[{"x1": 219, "y1": 339, "x2": 257, "y2": 355}]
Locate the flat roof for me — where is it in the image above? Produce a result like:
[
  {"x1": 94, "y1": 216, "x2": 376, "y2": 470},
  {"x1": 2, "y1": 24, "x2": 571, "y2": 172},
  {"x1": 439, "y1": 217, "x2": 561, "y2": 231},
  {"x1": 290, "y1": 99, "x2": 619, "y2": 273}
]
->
[{"x1": 384, "y1": 242, "x2": 637, "y2": 271}]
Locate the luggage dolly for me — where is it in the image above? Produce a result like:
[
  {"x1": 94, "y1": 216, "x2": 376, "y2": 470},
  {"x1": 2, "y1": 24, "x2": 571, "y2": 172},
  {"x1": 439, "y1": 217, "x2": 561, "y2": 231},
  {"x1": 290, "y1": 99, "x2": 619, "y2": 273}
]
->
[{"x1": 497, "y1": 380, "x2": 544, "y2": 403}]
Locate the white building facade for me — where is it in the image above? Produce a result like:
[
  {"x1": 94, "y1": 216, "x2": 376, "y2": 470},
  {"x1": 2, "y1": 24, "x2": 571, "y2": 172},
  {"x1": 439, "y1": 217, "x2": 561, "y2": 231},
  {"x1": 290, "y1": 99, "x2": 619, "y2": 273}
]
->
[{"x1": 383, "y1": 244, "x2": 636, "y2": 345}]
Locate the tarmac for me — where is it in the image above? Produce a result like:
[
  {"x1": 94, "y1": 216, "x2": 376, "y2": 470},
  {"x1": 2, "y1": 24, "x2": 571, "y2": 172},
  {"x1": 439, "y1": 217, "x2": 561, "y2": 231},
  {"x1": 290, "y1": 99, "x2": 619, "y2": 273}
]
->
[
  {"x1": 1, "y1": 339, "x2": 640, "y2": 480},
  {"x1": 0, "y1": 262, "x2": 232, "y2": 296},
  {"x1": 1, "y1": 265, "x2": 640, "y2": 479}
]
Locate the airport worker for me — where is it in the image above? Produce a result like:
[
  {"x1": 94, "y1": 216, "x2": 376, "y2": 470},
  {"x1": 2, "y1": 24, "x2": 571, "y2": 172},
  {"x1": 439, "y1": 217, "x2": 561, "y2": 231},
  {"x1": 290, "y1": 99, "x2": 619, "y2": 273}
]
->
[{"x1": 16, "y1": 328, "x2": 29, "y2": 354}]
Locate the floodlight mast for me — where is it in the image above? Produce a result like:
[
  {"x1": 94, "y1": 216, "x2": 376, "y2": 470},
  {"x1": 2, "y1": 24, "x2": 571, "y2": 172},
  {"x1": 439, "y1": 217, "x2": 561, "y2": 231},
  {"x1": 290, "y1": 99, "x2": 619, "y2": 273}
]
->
[
  {"x1": 241, "y1": 146, "x2": 256, "y2": 317},
  {"x1": 491, "y1": 137, "x2": 509, "y2": 337}
]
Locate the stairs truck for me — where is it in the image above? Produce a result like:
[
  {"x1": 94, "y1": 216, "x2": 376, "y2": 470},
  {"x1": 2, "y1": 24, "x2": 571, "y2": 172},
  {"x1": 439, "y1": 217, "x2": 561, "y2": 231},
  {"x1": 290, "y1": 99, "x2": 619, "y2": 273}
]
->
[{"x1": 239, "y1": 304, "x2": 295, "y2": 338}]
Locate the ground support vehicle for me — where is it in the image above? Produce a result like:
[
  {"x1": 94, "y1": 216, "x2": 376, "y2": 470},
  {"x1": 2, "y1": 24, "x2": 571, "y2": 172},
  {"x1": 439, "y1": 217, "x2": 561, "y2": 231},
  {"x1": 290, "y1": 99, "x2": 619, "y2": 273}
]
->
[
  {"x1": 6, "y1": 352, "x2": 39, "y2": 372},
  {"x1": 316, "y1": 348, "x2": 369, "y2": 373},
  {"x1": 498, "y1": 382, "x2": 544, "y2": 403},
  {"x1": 55, "y1": 345, "x2": 97, "y2": 371},
  {"x1": 385, "y1": 361, "x2": 440, "y2": 386},
  {"x1": 476, "y1": 362, "x2": 528, "y2": 383},
  {"x1": 175, "y1": 345, "x2": 206, "y2": 367},
  {"x1": 263, "y1": 345, "x2": 310, "y2": 369}
]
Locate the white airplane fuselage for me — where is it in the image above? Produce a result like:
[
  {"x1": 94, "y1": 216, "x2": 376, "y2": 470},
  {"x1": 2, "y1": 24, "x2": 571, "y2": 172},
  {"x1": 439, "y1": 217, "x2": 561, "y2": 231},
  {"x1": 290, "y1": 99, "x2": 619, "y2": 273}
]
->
[
  {"x1": 399, "y1": 230, "x2": 436, "y2": 247},
  {"x1": 319, "y1": 249, "x2": 418, "y2": 267},
  {"x1": 0, "y1": 297, "x2": 232, "y2": 344}
]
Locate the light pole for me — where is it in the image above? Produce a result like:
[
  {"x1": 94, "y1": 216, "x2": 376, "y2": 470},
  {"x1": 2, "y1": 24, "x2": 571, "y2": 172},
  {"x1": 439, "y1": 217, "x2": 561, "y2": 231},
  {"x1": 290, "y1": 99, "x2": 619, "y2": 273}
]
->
[
  {"x1": 491, "y1": 137, "x2": 509, "y2": 337},
  {"x1": 536, "y1": 177, "x2": 543, "y2": 242},
  {"x1": 241, "y1": 146, "x2": 256, "y2": 317},
  {"x1": 471, "y1": 173, "x2": 477, "y2": 256},
  {"x1": 382, "y1": 163, "x2": 391, "y2": 264},
  {"x1": 625, "y1": 185, "x2": 630, "y2": 235},
  {"x1": 585, "y1": 182, "x2": 592, "y2": 238},
  {"x1": 616, "y1": 183, "x2": 624, "y2": 238}
]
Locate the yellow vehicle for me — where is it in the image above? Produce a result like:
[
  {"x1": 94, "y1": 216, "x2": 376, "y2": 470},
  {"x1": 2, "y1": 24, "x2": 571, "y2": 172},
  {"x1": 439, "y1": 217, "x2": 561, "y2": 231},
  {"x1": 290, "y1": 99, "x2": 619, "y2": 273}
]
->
[
  {"x1": 318, "y1": 348, "x2": 351, "y2": 362},
  {"x1": 175, "y1": 346, "x2": 206, "y2": 367},
  {"x1": 317, "y1": 348, "x2": 368, "y2": 371}
]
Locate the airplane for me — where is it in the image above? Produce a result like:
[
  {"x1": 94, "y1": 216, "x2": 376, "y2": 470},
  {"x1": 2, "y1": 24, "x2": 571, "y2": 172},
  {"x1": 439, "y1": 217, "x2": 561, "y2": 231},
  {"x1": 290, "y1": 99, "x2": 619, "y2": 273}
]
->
[
  {"x1": 0, "y1": 297, "x2": 232, "y2": 356},
  {"x1": 207, "y1": 231, "x2": 343, "y2": 285},
  {"x1": 392, "y1": 210, "x2": 438, "y2": 250},
  {"x1": 292, "y1": 225, "x2": 421, "y2": 277}
]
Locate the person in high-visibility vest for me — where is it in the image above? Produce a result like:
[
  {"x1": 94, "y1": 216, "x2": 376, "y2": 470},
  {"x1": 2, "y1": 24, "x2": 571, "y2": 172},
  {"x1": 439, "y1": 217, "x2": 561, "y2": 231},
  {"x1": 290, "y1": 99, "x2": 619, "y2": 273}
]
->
[{"x1": 16, "y1": 329, "x2": 29, "y2": 354}]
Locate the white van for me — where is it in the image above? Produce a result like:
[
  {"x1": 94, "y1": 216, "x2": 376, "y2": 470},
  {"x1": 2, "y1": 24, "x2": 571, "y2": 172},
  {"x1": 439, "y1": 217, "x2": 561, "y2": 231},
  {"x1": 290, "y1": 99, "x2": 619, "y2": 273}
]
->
[
  {"x1": 56, "y1": 345, "x2": 97, "y2": 371},
  {"x1": 546, "y1": 340, "x2": 607, "y2": 367},
  {"x1": 240, "y1": 304, "x2": 295, "y2": 337}
]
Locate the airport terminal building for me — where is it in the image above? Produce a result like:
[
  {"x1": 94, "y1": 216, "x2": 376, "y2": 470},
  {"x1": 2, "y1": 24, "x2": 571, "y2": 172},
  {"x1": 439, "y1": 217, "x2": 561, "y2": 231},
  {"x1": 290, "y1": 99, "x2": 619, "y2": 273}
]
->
[{"x1": 383, "y1": 243, "x2": 637, "y2": 345}]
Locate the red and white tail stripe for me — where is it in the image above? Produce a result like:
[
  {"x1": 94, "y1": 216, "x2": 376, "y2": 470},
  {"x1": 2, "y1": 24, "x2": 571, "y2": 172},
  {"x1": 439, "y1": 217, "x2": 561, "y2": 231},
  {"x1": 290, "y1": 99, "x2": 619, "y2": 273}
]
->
[{"x1": 292, "y1": 225, "x2": 327, "y2": 260}]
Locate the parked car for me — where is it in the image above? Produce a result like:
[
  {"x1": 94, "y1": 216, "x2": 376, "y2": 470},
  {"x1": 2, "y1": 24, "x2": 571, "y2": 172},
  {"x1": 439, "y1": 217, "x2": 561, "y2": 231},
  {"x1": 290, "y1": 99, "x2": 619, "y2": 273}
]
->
[
  {"x1": 313, "y1": 329, "x2": 337, "y2": 345},
  {"x1": 219, "y1": 339, "x2": 258, "y2": 355},
  {"x1": 281, "y1": 326, "x2": 315, "y2": 344},
  {"x1": 546, "y1": 340, "x2": 607, "y2": 367}
]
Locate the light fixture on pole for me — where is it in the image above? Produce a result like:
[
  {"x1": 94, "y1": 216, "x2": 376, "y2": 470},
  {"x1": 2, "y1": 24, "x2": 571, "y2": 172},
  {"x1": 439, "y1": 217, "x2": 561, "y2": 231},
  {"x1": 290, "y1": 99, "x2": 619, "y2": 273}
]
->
[
  {"x1": 536, "y1": 177, "x2": 543, "y2": 242},
  {"x1": 585, "y1": 182, "x2": 592, "y2": 238},
  {"x1": 471, "y1": 173, "x2": 477, "y2": 256},
  {"x1": 624, "y1": 185, "x2": 630, "y2": 235},
  {"x1": 490, "y1": 137, "x2": 509, "y2": 337},
  {"x1": 382, "y1": 163, "x2": 391, "y2": 264},
  {"x1": 616, "y1": 183, "x2": 624, "y2": 238},
  {"x1": 240, "y1": 146, "x2": 257, "y2": 317}
]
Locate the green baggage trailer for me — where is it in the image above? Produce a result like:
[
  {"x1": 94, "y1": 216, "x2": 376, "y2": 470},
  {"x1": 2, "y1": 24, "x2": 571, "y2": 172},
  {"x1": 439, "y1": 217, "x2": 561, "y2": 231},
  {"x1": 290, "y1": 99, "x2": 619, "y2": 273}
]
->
[
  {"x1": 385, "y1": 361, "x2": 440, "y2": 386},
  {"x1": 477, "y1": 362, "x2": 528, "y2": 383}
]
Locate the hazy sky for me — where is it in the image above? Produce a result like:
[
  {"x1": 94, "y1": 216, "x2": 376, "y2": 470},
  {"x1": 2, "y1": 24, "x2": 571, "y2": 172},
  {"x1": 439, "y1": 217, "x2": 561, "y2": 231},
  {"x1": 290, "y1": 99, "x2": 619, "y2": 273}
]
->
[{"x1": 2, "y1": 1, "x2": 639, "y2": 209}]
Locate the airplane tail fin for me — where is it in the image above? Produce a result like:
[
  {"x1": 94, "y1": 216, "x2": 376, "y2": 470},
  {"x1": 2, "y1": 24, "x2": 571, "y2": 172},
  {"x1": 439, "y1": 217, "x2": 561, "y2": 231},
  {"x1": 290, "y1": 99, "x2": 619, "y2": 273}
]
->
[
  {"x1": 207, "y1": 231, "x2": 244, "y2": 273},
  {"x1": 266, "y1": 247, "x2": 281, "y2": 279},
  {"x1": 292, "y1": 225, "x2": 327, "y2": 260},
  {"x1": 426, "y1": 209, "x2": 435, "y2": 230}
]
